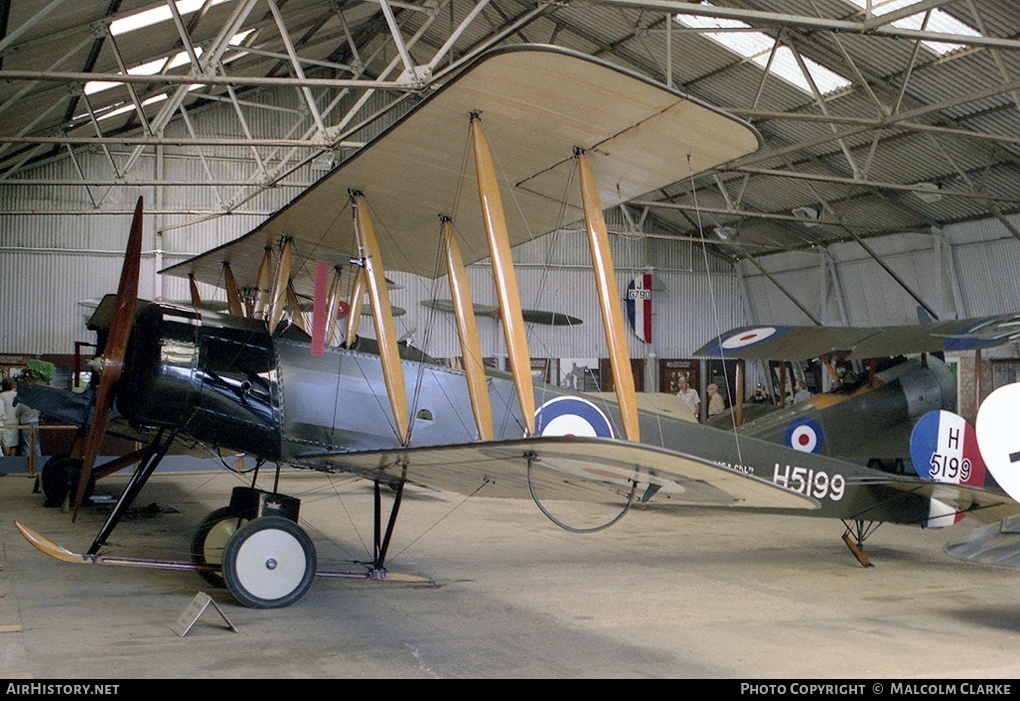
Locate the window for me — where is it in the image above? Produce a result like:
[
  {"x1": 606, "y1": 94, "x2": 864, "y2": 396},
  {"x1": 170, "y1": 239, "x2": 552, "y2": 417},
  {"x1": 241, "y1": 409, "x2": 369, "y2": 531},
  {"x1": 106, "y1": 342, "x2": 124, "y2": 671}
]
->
[
  {"x1": 843, "y1": 0, "x2": 983, "y2": 55},
  {"x1": 110, "y1": 0, "x2": 233, "y2": 37},
  {"x1": 675, "y1": 3, "x2": 852, "y2": 95}
]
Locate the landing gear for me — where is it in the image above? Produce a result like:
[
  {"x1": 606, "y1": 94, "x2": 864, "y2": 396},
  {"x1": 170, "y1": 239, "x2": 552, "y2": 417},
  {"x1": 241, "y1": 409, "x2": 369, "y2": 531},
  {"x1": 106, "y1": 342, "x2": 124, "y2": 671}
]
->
[
  {"x1": 841, "y1": 519, "x2": 878, "y2": 567},
  {"x1": 21, "y1": 465, "x2": 420, "y2": 608},
  {"x1": 40, "y1": 456, "x2": 94, "y2": 508},
  {"x1": 191, "y1": 507, "x2": 250, "y2": 587},
  {"x1": 193, "y1": 486, "x2": 315, "y2": 607},
  {"x1": 221, "y1": 516, "x2": 317, "y2": 609},
  {"x1": 196, "y1": 473, "x2": 408, "y2": 608}
]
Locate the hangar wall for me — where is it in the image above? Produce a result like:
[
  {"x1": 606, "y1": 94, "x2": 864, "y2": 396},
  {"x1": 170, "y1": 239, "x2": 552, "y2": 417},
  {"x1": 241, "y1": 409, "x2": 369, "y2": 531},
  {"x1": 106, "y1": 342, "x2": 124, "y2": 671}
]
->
[
  {"x1": 4, "y1": 156, "x2": 1019, "y2": 368},
  {"x1": 738, "y1": 214, "x2": 1020, "y2": 362}
]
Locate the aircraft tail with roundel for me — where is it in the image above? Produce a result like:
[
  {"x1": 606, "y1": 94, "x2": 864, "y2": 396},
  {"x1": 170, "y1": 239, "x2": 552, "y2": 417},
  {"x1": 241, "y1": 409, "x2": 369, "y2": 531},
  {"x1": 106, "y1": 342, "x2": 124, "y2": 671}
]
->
[
  {"x1": 909, "y1": 409, "x2": 988, "y2": 527},
  {"x1": 943, "y1": 384, "x2": 1020, "y2": 565}
]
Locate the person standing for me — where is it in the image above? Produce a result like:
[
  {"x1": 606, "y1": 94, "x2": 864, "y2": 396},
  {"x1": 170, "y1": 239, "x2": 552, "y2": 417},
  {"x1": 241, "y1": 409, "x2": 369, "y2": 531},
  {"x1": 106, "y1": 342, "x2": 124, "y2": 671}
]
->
[
  {"x1": 16, "y1": 392, "x2": 41, "y2": 470},
  {"x1": 0, "y1": 378, "x2": 18, "y2": 457},
  {"x1": 676, "y1": 375, "x2": 700, "y2": 421},
  {"x1": 706, "y1": 382, "x2": 725, "y2": 417}
]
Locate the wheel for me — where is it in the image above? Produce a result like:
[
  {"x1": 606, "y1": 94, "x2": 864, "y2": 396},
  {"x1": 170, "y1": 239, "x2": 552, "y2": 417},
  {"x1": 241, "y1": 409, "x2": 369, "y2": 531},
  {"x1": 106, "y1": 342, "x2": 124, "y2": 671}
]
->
[
  {"x1": 40, "y1": 454, "x2": 68, "y2": 505},
  {"x1": 41, "y1": 456, "x2": 94, "y2": 508},
  {"x1": 191, "y1": 507, "x2": 251, "y2": 588},
  {"x1": 221, "y1": 516, "x2": 316, "y2": 609}
]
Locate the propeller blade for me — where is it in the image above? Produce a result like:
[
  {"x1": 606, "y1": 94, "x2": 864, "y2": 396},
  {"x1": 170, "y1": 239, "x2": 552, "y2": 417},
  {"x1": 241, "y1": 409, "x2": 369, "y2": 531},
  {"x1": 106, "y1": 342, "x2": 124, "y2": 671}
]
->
[{"x1": 72, "y1": 196, "x2": 144, "y2": 519}]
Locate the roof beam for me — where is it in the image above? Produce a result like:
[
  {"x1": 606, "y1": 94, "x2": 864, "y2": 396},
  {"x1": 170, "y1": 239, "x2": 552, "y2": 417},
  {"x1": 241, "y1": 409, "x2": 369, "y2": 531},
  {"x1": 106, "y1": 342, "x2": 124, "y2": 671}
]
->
[
  {"x1": 726, "y1": 166, "x2": 1018, "y2": 203},
  {"x1": 0, "y1": 0, "x2": 70, "y2": 57},
  {"x1": 0, "y1": 69, "x2": 409, "y2": 91},
  {"x1": 596, "y1": 0, "x2": 1020, "y2": 50}
]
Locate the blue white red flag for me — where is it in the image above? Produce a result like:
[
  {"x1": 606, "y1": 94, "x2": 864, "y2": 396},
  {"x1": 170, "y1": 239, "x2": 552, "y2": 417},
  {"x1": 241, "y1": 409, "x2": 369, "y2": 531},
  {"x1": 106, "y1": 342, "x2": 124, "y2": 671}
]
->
[{"x1": 626, "y1": 273, "x2": 653, "y2": 343}]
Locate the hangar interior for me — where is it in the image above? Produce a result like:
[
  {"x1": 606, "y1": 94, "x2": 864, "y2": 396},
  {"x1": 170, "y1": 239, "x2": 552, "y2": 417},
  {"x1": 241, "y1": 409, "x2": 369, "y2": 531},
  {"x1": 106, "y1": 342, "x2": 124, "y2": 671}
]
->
[
  {"x1": 6, "y1": 4, "x2": 1020, "y2": 675},
  {"x1": 1, "y1": 0, "x2": 1019, "y2": 416}
]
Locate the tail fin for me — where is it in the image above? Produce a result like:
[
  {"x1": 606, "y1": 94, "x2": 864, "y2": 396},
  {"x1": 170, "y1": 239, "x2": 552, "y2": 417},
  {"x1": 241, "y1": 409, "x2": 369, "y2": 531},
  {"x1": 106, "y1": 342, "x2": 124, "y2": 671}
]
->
[
  {"x1": 910, "y1": 410, "x2": 987, "y2": 487},
  {"x1": 910, "y1": 409, "x2": 987, "y2": 527},
  {"x1": 975, "y1": 383, "x2": 1020, "y2": 503}
]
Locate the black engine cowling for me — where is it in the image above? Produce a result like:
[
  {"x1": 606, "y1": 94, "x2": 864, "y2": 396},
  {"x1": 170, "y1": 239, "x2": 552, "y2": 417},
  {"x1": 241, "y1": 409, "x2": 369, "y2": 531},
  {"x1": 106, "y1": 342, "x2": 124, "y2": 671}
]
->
[{"x1": 118, "y1": 304, "x2": 283, "y2": 460}]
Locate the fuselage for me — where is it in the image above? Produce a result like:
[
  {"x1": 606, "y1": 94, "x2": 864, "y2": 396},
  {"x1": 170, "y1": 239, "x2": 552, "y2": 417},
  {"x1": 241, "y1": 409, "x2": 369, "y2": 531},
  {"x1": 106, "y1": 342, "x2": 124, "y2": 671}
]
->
[
  {"x1": 108, "y1": 302, "x2": 939, "y2": 527},
  {"x1": 714, "y1": 356, "x2": 957, "y2": 464}
]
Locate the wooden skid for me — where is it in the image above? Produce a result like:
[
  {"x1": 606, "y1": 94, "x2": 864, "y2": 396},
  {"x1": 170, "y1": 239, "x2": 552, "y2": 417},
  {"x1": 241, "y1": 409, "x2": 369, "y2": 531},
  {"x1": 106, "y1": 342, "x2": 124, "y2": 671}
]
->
[{"x1": 14, "y1": 521, "x2": 431, "y2": 583}]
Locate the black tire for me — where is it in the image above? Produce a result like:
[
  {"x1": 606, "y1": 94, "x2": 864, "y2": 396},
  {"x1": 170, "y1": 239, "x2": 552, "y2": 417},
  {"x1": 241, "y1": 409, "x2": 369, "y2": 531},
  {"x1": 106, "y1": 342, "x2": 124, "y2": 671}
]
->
[
  {"x1": 221, "y1": 516, "x2": 316, "y2": 609},
  {"x1": 41, "y1": 456, "x2": 94, "y2": 508},
  {"x1": 191, "y1": 507, "x2": 250, "y2": 588}
]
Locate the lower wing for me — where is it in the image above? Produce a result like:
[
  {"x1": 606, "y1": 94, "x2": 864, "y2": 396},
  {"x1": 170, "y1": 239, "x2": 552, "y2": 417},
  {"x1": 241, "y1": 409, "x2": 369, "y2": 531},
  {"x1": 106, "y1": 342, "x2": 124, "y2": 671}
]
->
[{"x1": 316, "y1": 435, "x2": 820, "y2": 510}]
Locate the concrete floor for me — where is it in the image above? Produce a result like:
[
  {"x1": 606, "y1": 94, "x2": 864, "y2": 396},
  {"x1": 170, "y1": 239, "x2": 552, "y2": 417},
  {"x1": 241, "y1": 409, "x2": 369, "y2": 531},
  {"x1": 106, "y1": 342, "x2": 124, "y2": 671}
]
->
[{"x1": 1, "y1": 465, "x2": 1019, "y2": 679}]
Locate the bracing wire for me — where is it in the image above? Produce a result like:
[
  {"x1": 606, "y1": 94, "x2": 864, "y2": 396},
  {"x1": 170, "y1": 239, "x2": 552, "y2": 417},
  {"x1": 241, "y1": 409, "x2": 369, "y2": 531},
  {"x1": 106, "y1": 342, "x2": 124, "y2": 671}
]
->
[{"x1": 686, "y1": 155, "x2": 744, "y2": 466}]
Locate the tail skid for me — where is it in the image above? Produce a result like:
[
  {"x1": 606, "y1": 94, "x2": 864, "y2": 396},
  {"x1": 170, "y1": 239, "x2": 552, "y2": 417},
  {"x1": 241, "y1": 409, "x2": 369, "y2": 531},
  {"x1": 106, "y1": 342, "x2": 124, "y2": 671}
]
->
[{"x1": 841, "y1": 519, "x2": 878, "y2": 567}]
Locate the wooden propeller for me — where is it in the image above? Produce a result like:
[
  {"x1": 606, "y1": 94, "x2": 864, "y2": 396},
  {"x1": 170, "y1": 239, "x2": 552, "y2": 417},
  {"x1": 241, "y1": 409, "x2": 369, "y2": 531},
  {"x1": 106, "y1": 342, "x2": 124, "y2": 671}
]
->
[{"x1": 71, "y1": 196, "x2": 144, "y2": 519}]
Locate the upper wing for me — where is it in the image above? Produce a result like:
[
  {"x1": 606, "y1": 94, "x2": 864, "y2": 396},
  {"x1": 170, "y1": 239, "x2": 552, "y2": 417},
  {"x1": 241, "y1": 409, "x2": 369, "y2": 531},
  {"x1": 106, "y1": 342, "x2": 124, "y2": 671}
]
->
[
  {"x1": 318, "y1": 435, "x2": 819, "y2": 510},
  {"x1": 161, "y1": 45, "x2": 761, "y2": 297},
  {"x1": 694, "y1": 315, "x2": 1020, "y2": 361}
]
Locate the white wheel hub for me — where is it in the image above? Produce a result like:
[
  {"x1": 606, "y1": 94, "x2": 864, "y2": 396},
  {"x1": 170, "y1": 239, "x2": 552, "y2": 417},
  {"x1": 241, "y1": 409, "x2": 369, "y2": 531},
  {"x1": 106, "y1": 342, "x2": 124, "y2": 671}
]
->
[{"x1": 232, "y1": 528, "x2": 308, "y2": 600}]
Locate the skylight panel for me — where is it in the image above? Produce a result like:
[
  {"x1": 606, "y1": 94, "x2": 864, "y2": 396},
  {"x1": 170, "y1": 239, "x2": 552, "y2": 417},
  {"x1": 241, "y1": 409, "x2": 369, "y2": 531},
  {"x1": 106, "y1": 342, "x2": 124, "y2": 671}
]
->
[
  {"x1": 81, "y1": 81, "x2": 203, "y2": 125},
  {"x1": 766, "y1": 46, "x2": 850, "y2": 95},
  {"x1": 675, "y1": 4, "x2": 852, "y2": 95},
  {"x1": 84, "y1": 49, "x2": 202, "y2": 96},
  {"x1": 843, "y1": 0, "x2": 983, "y2": 55},
  {"x1": 96, "y1": 93, "x2": 169, "y2": 122},
  {"x1": 229, "y1": 29, "x2": 255, "y2": 47},
  {"x1": 110, "y1": 0, "x2": 232, "y2": 36}
]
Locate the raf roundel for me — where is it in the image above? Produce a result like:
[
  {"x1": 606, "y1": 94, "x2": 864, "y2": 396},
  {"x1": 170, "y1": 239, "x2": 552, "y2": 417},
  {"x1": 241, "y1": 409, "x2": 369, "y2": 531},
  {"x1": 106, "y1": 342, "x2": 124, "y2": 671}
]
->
[
  {"x1": 785, "y1": 417, "x2": 824, "y2": 454},
  {"x1": 721, "y1": 326, "x2": 778, "y2": 350},
  {"x1": 533, "y1": 396, "x2": 615, "y2": 438}
]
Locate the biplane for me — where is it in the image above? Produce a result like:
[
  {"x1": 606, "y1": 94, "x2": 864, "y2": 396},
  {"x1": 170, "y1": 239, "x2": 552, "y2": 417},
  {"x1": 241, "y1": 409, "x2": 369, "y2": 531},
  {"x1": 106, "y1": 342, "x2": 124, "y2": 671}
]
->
[
  {"x1": 14, "y1": 46, "x2": 1016, "y2": 608},
  {"x1": 694, "y1": 318, "x2": 1020, "y2": 468}
]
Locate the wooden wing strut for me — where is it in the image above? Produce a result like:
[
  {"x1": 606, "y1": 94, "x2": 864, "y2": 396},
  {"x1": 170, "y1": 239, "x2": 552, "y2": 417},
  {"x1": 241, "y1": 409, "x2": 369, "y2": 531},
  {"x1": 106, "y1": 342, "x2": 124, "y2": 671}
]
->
[
  {"x1": 324, "y1": 265, "x2": 345, "y2": 348},
  {"x1": 577, "y1": 149, "x2": 640, "y2": 442},
  {"x1": 188, "y1": 274, "x2": 202, "y2": 308},
  {"x1": 344, "y1": 267, "x2": 366, "y2": 345},
  {"x1": 252, "y1": 246, "x2": 273, "y2": 320},
  {"x1": 352, "y1": 191, "x2": 409, "y2": 444},
  {"x1": 441, "y1": 216, "x2": 494, "y2": 441},
  {"x1": 222, "y1": 262, "x2": 244, "y2": 316},
  {"x1": 268, "y1": 238, "x2": 294, "y2": 332},
  {"x1": 471, "y1": 113, "x2": 535, "y2": 435},
  {"x1": 285, "y1": 280, "x2": 308, "y2": 333}
]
